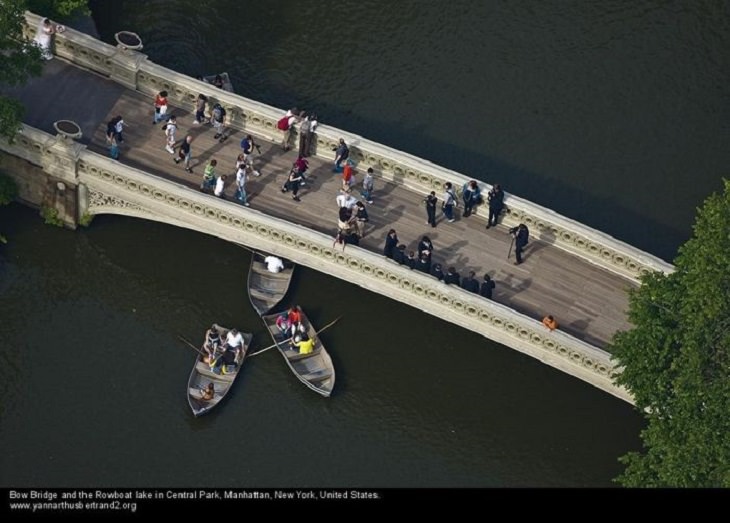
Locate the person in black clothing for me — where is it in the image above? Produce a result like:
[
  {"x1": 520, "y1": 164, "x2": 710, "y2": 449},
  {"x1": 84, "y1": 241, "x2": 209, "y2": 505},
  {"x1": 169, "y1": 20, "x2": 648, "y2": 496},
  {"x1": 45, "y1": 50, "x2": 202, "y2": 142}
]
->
[
  {"x1": 418, "y1": 235, "x2": 433, "y2": 261},
  {"x1": 511, "y1": 223, "x2": 530, "y2": 265},
  {"x1": 174, "y1": 135, "x2": 193, "y2": 173},
  {"x1": 430, "y1": 263, "x2": 444, "y2": 281},
  {"x1": 392, "y1": 244, "x2": 407, "y2": 265},
  {"x1": 462, "y1": 180, "x2": 481, "y2": 217},
  {"x1": 213, "y1": 346, "x2": 238, "y2": 374},
  {"x1": 479, "y1": 274, "x2": 496, "y2": 299},
  {"x1": 354, "y1": 201, "x2": 369, "y2": 238},
  {"x1": 283, "y1": 168, "x2": 304, "y2": 202},
  {"x1": 404, "y1": 251, "x2": 417, "y2": 270},
  {"x1": 345, "y1": 232, "x2": 360, "y2": 246},
  {"x1": 424, "y1": 191, "x2": 438, "y2": 227},
  {"x1": 338, "y1": 206, "x2": 353, "y2": 232},
  {"x1": 486, "y1": 184, "x2": 505, "y2": 228},
  {"x1": 383, "y1": 229, "x2": 398, "y2": 259},
  {"x1": 444, "y1": 267, "x2": 460, "y2": 286},
  {"x1": 415, "y1": 252, "x2": 431, "y2": 274},
  {"x1": 461, "y1": 271, "x2": 480, "y2": 293}
]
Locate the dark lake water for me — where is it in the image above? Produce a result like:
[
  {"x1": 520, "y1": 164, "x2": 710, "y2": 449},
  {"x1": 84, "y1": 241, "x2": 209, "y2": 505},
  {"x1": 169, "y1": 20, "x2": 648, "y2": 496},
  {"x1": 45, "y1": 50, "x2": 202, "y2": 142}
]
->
[{"x1": 3, "y1": 0, "x2": 728, "y2": 487}]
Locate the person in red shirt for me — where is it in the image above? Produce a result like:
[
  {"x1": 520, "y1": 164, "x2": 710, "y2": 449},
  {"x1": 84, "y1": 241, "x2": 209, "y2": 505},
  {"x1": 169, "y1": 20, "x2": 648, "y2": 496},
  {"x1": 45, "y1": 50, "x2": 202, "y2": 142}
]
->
[
  {"x1": 287, "y1": 306, "x2": 302, "y2": 325},
  {"x1": 153, "y1": 90, "x2": 170, "y2": 124},
  {"x1": 342, "y1": 161, "x2": 355, "y2": 190},
  {"x1": 286, "y1": 307, "x2": 305, "y2": 338}
]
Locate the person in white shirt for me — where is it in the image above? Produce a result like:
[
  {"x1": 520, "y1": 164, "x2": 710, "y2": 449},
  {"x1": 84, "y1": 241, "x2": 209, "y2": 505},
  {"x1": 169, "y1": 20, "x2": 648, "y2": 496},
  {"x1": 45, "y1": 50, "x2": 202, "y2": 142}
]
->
[
  {"x1": 216, "y1": 328, "x2": 244, "y2": 374},
  {"x1": 264, "y1": 256, "x2": 285, "y2": 273},
  {"x1": 164, "y1": 115, "x2": 177, "y2": 154},
  {"x1": 214, "y1": 175, "x2": 227, "y2": 198},
  {"x1": 336, "y1": 188, "x2": 358, "y2": 210},
  {"x1": 225, "y1": 329, "x2": 244, "y2": 350},
  {"x1": 235, "y1": 164, "x2": 249, "y2": 206}
]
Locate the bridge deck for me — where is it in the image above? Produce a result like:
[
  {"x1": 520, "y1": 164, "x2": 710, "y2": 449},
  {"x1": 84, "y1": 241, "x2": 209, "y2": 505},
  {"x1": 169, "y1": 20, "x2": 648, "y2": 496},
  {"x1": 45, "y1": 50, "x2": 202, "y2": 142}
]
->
[{"x1": 4, "y1": 59, "x2": 634, "y2": 349}]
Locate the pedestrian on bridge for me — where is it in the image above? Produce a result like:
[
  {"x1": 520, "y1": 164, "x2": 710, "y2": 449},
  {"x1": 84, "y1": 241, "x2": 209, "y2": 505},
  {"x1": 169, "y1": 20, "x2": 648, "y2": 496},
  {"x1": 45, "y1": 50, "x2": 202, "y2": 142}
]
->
[
  {"x1": 442, "y1": 183, "x2": 457, "y2": 223},
  {"x1": 542, "y1": 315, "x2": 558, "y2": 331},
  {"x1": 174, "y1": 135, "x2": 193, "y2": 173},
  {"x1": 383, "y1": 229, "x2": 398, "y2": 259},
  {"x1": 164, "y1": 115, "x2": 177, "y2": 155},
  {"x1": 333, "y1": 138, "x2": 349, "y2": 173},
  {"x1": 424, "y1": 191, "x2": 438, "y2": 227},
  {"x1": 194, "y1": 93, "x2": 208, "y2": 125},
  {"x1": 361, "y1": 167, "x2": 375, "y2": 204},
  {"x1": 479, "y1": 274, "x2": 495, "y2": 299},
  {"x1": 153, "y1": 90, "x2": 170, "y2": 124},
  {"x1": 486, "y1": 183, "x2": 504, "y2": 229},
  {"x1": 510, "y1": 223, "x2": 530, "y2": 265},
  {"x1": 201, "y1": 159, "x2": 217, "y2": 193}
]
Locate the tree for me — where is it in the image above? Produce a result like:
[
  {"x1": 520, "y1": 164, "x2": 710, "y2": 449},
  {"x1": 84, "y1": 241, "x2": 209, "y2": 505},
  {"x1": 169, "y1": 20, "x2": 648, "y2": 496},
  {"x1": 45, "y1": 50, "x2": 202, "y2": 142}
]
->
[
  {"x1": 0, "y1": 1, "x2": 88, "y2": 141},
  {"x1": 611, "y1": 179, "x2": 730, "y2": 487},
  {"x1": 27, "y1": 0, "x2": 89, "y2": 20},
  {"x1": 0, "y1": 0, "x2": 42, "y2": 141}
]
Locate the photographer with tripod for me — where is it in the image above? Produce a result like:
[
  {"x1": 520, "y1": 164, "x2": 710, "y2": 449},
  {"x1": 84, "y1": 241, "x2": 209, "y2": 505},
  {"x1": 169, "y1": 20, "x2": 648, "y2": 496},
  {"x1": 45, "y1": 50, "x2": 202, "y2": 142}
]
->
[{"x1": 508, "y1": 223, "x2": 530, "y2": 265}]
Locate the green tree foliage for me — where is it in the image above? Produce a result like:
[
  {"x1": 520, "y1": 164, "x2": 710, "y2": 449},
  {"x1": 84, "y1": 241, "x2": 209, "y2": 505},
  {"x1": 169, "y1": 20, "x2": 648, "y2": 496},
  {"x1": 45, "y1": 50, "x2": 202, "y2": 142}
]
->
[
  {"x1": 27, "y1": 0, "x2": 89, "y2": 21},
  {"x1": 0, "y1": 173, "x2": 19, "y2": 206},
  {"x1": 612, "y1": 179, "x2": 730, "y2": 487},
  {"x1": 0, "y1": 0, "x2": 42, "y2": 141}
]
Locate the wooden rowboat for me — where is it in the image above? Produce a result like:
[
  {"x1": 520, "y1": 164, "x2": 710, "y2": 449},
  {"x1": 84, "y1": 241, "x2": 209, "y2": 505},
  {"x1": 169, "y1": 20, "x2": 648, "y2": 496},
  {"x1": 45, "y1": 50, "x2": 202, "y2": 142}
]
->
[
  {"x1": 186, "y1": 324, "x2": 253, "y2": 417},
  {"x1": 247, "y1": 251, "x2": 294, "y2": 317},
  {"x1": 261, "y1": 309, "x2": 335, "y2": 397}
]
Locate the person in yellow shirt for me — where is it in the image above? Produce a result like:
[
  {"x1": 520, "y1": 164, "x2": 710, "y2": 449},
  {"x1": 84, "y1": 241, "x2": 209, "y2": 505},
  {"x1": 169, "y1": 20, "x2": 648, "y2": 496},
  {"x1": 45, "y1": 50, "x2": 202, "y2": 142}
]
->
[{"x1": 293, "y1": 335, "x2": 315, "y2": 355}]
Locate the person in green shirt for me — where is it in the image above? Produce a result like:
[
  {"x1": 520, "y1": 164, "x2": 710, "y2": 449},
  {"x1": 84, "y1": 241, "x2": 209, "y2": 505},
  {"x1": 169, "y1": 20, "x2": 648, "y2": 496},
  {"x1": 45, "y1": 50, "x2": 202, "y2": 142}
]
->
[{"x1": 201, "y1": 159, "x2": 217, "y2": 193}]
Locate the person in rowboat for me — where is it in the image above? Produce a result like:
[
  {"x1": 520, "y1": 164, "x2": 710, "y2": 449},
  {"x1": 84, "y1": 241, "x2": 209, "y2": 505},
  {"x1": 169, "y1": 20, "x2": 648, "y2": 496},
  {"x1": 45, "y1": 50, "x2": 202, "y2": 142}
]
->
[
  {"x1": 264, "y1": 255, "x2": 285, "y2": 273},
  {"x1": 292, "y1": 333, "x2": 314, "y2": 355},
  {"x1": 203, "y1": 325, "x2": 222, "y2": 364},
  {"x1": 213, "y1": 329, "x2": 244, "y2": 375},
  {"x1": 275, "y1": 313, "x2": 291, "y2": 337},
  {"x1": 286, "y1": 307, "x2": 306, "y2": 337},
  {"x1": 200, "y1": 383, "x2": 215, "y2": 401}
]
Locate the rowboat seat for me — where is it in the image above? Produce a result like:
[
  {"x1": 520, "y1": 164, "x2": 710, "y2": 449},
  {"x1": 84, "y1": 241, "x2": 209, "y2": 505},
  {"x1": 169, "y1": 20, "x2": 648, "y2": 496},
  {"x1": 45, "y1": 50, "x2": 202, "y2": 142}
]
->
[
  {"x1": 299, "y1": 371, "x2": 332, "y2": 383},
  {"x1": 188, "y1": 388, "x2": 221, "y2": 401},
  {"x1": 286, "y1": 347, "x2": 322, "y2": 361},
  {"x1": 195, "y1": 361, "x2": 236, "y2": 381}
]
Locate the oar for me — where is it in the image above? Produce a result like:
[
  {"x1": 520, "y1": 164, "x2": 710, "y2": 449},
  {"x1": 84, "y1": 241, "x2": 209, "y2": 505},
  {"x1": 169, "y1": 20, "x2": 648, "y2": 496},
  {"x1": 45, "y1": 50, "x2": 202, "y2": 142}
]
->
[
  {"x1": 178, "y1": 335, "x2": 207, "y2": 357},
  {"x1": 249, "y1": 315, "x2": 342, "y2": 358}
]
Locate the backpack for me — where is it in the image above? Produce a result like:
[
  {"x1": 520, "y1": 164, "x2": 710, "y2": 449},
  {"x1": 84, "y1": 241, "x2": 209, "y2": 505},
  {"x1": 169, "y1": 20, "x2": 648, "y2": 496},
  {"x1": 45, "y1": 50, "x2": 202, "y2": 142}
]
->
[{"x1": 277, "y1": 116, "x2": 290, "y2": 131}]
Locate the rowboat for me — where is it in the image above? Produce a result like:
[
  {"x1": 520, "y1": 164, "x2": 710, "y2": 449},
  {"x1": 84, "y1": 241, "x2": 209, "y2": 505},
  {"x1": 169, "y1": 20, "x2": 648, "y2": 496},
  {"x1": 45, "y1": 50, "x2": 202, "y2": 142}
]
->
[
  {"x1": 247, "y1": 251, "x2": 295, "y2": 316},
  {"x1": 203, "y1": 72, "x2": 234, "y2": 92},
  {"x1": 261, "y1": 309, "x2": 335, "y2": 397},
  {"x1": 186, "y1": 324, "x2": 253, "y2": 416}
]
